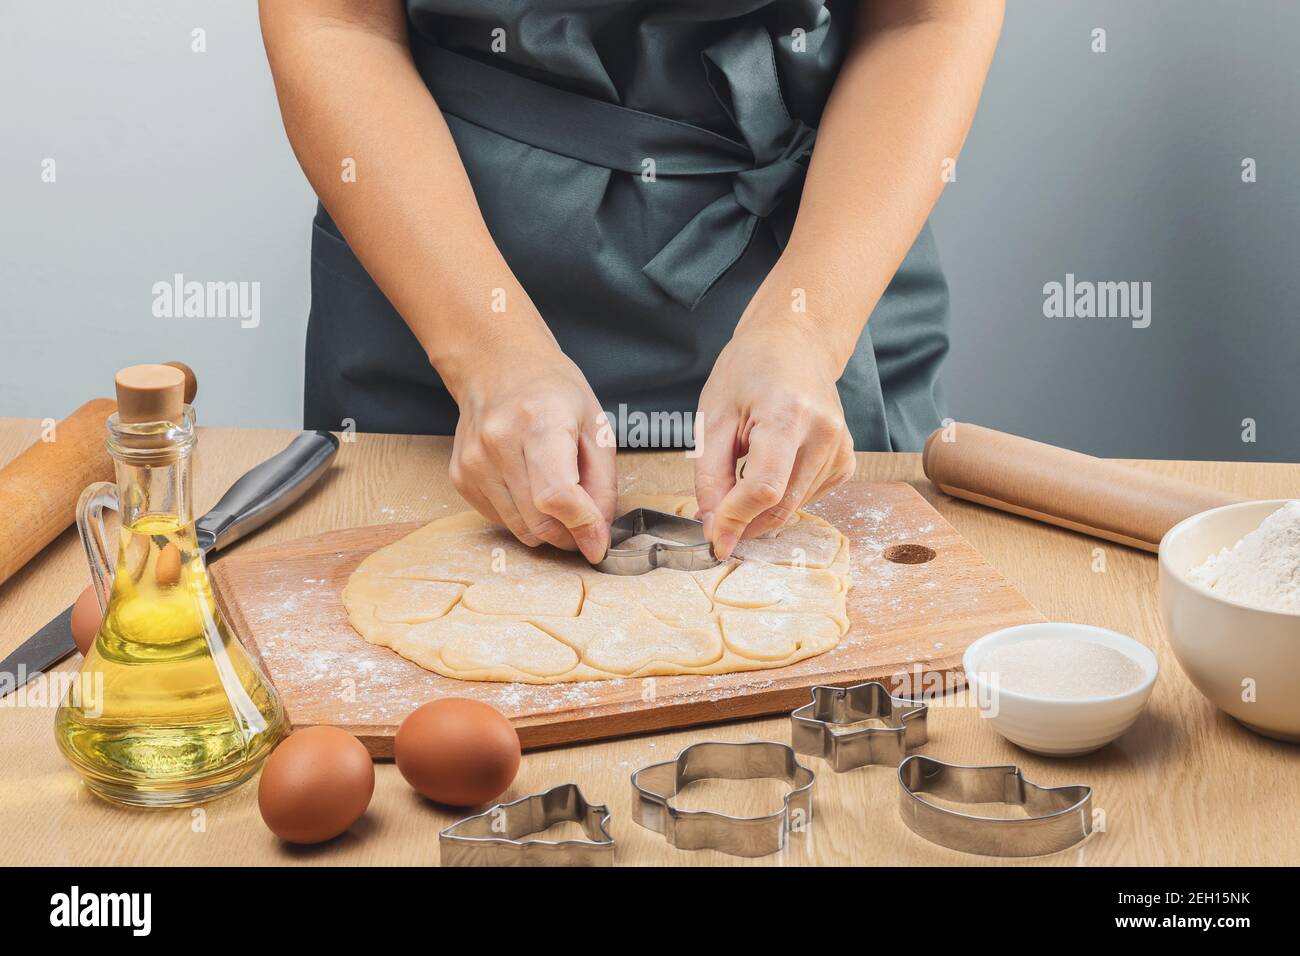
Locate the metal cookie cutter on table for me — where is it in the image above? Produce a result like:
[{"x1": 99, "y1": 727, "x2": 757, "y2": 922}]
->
[
  {"x1": 631, "y1": 741, "x2": 815, "y2": 858},
  {"x1": 791, "y1": 680, "x2": 928, "y2": 771},
  {"x1": 439, "y1": 784, "x2": 614, "y2": 867},
  {"x1": 898, "y1": 755, "x2": 1093, "y2": 857},
  {"x1": 593, "y1": 508, "x2": 721, "y2": 575}
]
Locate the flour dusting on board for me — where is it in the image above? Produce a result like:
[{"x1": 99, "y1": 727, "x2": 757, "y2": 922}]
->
[
  {"x1": 216, "y1": 481, "x2": 1039, "y2": 744},
  {"x1": 809, "y1": 485, "x2": 943, "y2": 629}
]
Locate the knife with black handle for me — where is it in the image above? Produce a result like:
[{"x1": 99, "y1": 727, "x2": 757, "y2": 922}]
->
[{"x1": 0, "y1": 430, "x2": 339, "y2": 697}]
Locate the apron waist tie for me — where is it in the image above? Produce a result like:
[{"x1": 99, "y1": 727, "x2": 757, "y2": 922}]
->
[{"x1": 412, "y1": 26, "x2": 816, "y2": 310}]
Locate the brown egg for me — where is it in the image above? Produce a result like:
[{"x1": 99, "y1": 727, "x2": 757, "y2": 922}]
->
[
  {"x1": 70, "y1": 585, "x2": 103, "y2": 656},
  {"x1": 258, "y1": 727, "x2": 375, "y2": 845},
  {"x1": 395, "y1": 699, "x2": 520, "y2": 806},
  {"x1": 154, "y1": 542, "x2": 182, "y2": 588}
]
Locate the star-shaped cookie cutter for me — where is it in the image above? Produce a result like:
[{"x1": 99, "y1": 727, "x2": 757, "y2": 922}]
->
[
  {"x1": 791, "y1": 680, "x2": 929, "y2": 771},
  {"x1": 631, "y1": 740, "x2": 815, "y2": 858},
  {"x1": 439, "y1": 784, "x2": 614, "y2": 867}
]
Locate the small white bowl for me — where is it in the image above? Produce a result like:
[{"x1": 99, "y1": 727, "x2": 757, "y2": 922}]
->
[
  {"x1": 963, "y1": 623, "x2": 1159, "y2": 756},
  {"x1": 1159, "y1": 499, "x2": 1300, "y2": 742}
]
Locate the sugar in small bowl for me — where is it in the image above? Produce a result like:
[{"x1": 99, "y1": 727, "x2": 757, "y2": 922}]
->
[{"x1": 963, "y1": 623, "x2": 1158, "y2": 756}]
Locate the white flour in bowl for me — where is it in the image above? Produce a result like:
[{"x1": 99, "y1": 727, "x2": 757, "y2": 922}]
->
[{"x1": 1187, "y1": 500, "x2": 1300, "y2": 613}]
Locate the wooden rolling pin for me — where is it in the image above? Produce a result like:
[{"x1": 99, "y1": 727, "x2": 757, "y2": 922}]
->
[
  {"x1": 0, "y1": 362, "x2": 197, "y2": 588},
  {"x1": 922, "y1": 423, "x2": 1244, "y2": 552}
]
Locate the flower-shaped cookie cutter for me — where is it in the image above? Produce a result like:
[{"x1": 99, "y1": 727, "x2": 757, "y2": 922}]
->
[
  {"x1": 791, "y1": 680, "x2": 929, "y2": 771},
  {"x1": 898, "y1": 755, "x2": 1093, "y2": 857},
  {"x1": 631, "y1": 740, "x2": 815, "y2": 858},
  {"x1": 439, "y1": 784, "x2": 614, "y2": 866}
]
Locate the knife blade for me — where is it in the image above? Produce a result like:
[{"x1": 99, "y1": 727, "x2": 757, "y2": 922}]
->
[{"x1": 0, "y1": 430, "x2": 339, "y2": 698}]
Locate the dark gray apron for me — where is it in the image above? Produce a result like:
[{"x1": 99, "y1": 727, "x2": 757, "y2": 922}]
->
[{"x1": 305, "y1": 0, "x2": 949, "y2": 451}]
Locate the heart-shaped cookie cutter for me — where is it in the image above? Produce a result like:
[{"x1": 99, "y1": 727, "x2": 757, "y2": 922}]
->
[
  {"x1": 791, "y1": 680, "x2": 928, "y2": 771},
  {"x1": 898, "y1": 755, "x2": 1093, "y2": 857},
  {"x1": 631, "y1": 740, "x2": 815, "y2": 858},
  {"x1": 593, "y1": 508, "x2": 721, "y2": 575},
  {"x1": 439, "y1": 784, "x2": 614, "y2": 866}
]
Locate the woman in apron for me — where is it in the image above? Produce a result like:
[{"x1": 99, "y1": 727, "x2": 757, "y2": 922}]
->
[{"x1": 261, "y1": 0, "x2": 1003, "y2": 562}]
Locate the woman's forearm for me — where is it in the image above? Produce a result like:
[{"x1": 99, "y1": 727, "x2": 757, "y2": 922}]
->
[
  {"x1": 258, "y1": 0, "x2": 556, "y2": 397},
  {"x1": 741, "y1": 0, "x2": 1004, "y2": 372}
]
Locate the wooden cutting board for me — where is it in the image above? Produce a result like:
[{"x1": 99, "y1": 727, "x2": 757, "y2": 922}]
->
[{"x1": 211, "y1": 482, "x2": 1041, "y2": 756}]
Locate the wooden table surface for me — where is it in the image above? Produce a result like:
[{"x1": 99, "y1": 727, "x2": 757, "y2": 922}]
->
[{"x1": 1, "y1": 420, "x2": 1297, "y2": 866}]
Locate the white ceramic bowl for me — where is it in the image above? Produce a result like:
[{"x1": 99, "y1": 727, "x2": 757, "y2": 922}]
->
[
  {"x1": 963, "y1": 623, "x2": 1159, "y2": 756},
  {"x1": 1159, "y1": 499, "x2": 1300, "y2": 742}
]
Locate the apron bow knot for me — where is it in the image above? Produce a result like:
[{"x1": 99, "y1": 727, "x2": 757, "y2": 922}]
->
[
  {"x1": 730, "y1": 122, "x2": 815, "y2": 218},
  {"x1": 641, "y1": 27, "x2": 816, "y2": 309},
  {"x1": 413, "y1": 29, "x2": 815, "y2": 312}
]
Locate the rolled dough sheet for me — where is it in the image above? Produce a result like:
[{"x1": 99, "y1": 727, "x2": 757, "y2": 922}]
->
[{"x1": 342, "y1": 494, "x2": 851, "y2": 684}]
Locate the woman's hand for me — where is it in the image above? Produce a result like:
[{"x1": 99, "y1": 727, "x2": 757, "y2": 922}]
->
[
  {"x1": 693, "y1": 316, "x2": 856, "y2": 560},
  {"x1": 261, "y1": 1, "x2": 616, "y2": 561},
  {"x1": 687, "y1": 0, "x2": 1002, "y2": 562},
  {"x1": 447, "y1": 337, "x2": 616, "y2": 563}
]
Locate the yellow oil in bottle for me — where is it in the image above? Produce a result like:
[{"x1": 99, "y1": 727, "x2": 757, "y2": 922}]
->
[{"x1": 55, "y1": 514, "x2": 286, "y2": 807}]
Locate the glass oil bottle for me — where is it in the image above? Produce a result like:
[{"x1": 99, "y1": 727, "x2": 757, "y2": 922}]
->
[{"x1": 55, "y1": 364, "x2": 286, "y2": 807}]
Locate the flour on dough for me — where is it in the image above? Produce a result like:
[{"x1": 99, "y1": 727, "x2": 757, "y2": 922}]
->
[
  {"x1": 343, "y1": 574, "x2": 464, "y2": 624},
  {"x1": 343, "y1": 495, "x2": 851, "y2": 683},
  {"x1": 731, "y1": 512, "x2": 844, "y2": 568},
  {"x1": 462, "y1": 570, "x2": 584, "y2": 616}
]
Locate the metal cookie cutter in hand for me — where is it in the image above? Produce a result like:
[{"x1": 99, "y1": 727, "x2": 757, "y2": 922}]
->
[
  {"x1": 898, "y1": 755, "x2": 1093, "y2": 857},
  {"x1": 593, "y1": 508, "x2": 721, "y2": 575},
  {"x1": 631, "y1": 741, "x2": 815, "y2": 858},
  {"x1": 791, "y1": 680, "x2": 928, "y2": 771},
  {"x1": 439, "y1": 784, "x2": 614, "y2": 866}
]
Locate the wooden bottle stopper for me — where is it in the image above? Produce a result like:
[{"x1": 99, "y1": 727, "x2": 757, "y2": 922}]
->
[
  {"x1": 164, "y1": 361, "x2": 198, "y2": 405},
  {"x1": 114, "y1": 364, "x2": 186, "y2": 425},
  {"x1": 0, "y1": 360, "x2": 198, "y2": 587}
]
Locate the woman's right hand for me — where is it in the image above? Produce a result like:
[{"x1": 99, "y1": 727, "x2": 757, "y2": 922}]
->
[
  {"x1": 446, "y1": 339, "x2": 616, "y2": 563},
  {"x1": 259, "y1": 1, "x2": 615, "y2": 561}
]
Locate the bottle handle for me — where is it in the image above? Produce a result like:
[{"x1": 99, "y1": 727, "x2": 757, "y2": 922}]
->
[{"x1": 77, "y1": 482, "x2": 119, "y2": 614}]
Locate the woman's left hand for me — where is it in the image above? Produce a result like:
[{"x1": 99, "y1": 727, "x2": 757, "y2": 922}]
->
[{"x1": 693, "y1": 317, "x2": 856, "y2": 559}]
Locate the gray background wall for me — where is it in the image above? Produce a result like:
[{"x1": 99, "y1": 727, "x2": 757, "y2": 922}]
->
[{"x1": 2, "y1": 1, "x2": 1296, "y2": 462}]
